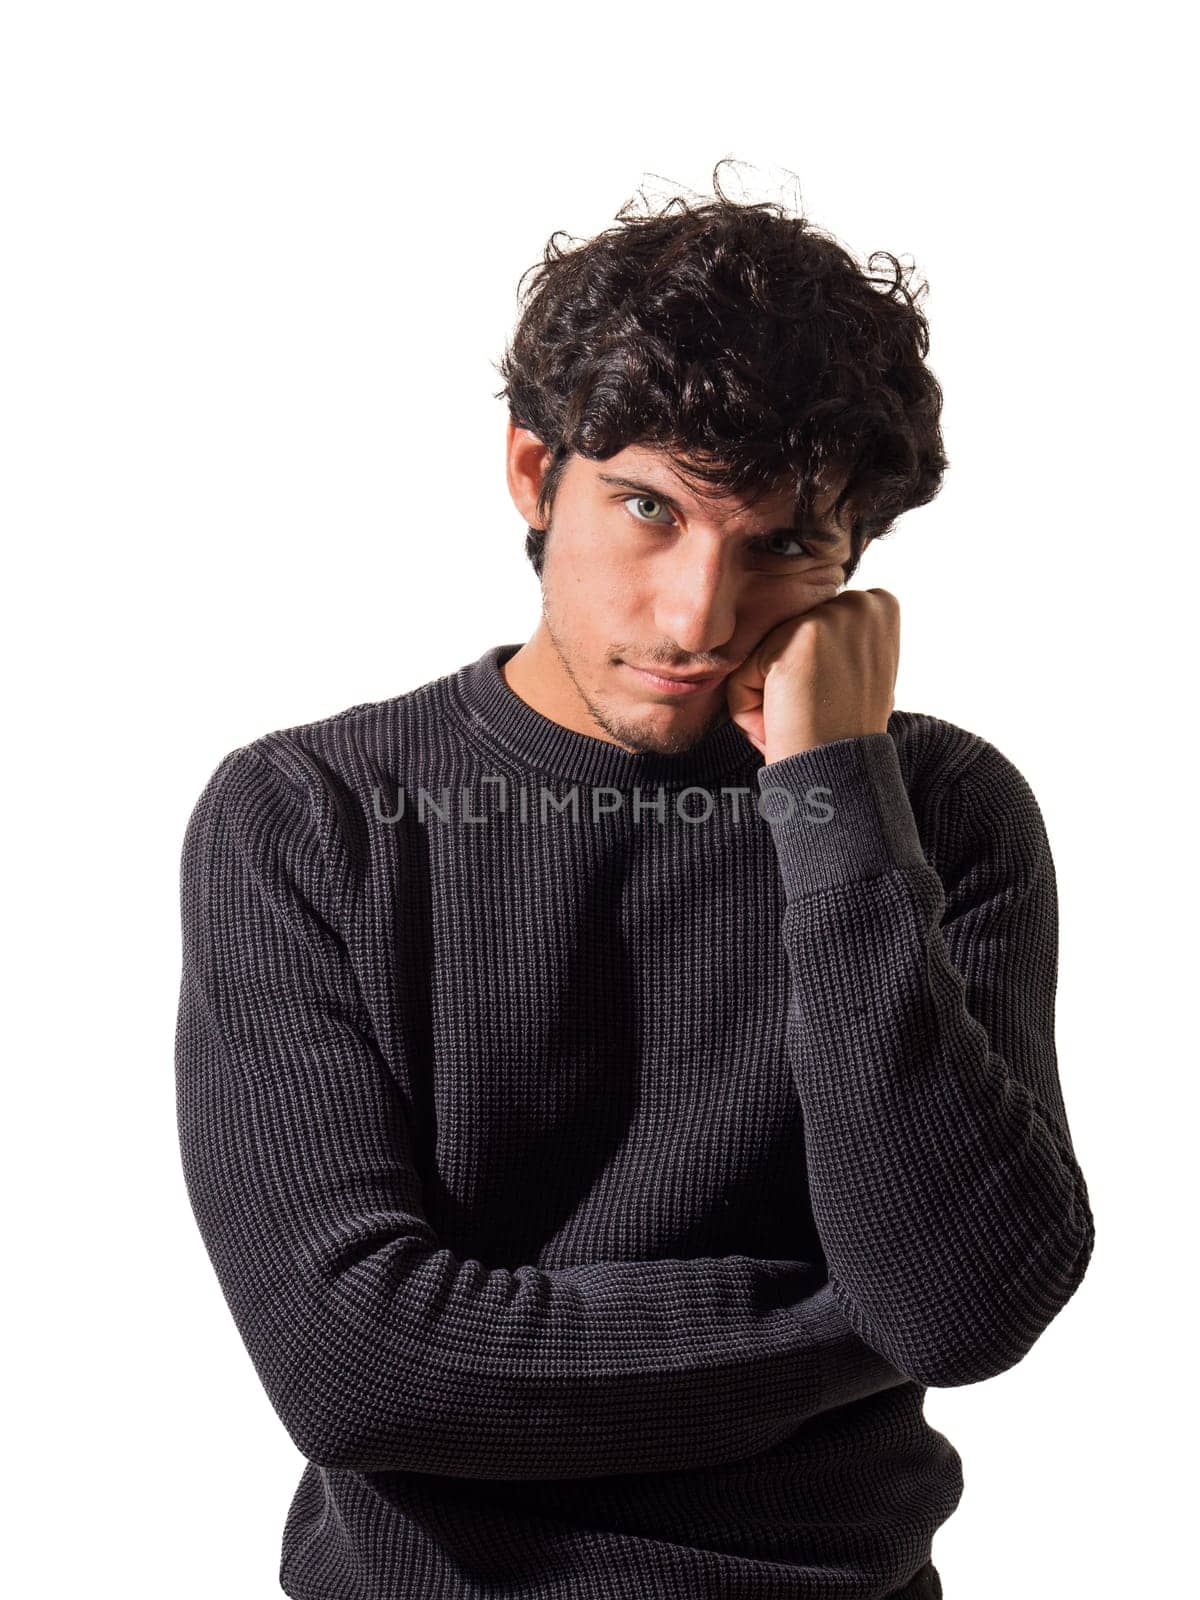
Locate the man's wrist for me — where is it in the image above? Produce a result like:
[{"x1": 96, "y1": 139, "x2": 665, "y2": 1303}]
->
[{"x1": 763, "y1": 721, "x2": 891, "y2": 765}]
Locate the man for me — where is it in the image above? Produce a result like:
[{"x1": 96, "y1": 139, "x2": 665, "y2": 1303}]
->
[{"x1": 176, "y1": 171, "x2": 1094, "y2": 1599}]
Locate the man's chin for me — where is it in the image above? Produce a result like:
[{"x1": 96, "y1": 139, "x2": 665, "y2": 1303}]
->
[{"x1": 602, "y1": 699, "x2": 732, "y2": 757}]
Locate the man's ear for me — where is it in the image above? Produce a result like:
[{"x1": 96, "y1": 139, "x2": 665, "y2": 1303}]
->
[{"x1": 505, "y1": 423, "x2": 553, "y2": 528}]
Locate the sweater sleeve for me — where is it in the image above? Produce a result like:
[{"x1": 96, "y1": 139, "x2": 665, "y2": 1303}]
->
[
  {"x1": 176, "y1": 739, "x2": 909, "y2": 1482},
  {"x1": 756, "y1": 729, "x2": 1095, "y2": 1389}
]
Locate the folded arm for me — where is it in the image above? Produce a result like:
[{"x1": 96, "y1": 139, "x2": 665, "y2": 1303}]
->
[
  {"x1": 756, "y1": 730, "x2": 1095, "y2": 1387},
  {"x1": 176, "y1": 740, "x2": 907, "y2": 1481}
]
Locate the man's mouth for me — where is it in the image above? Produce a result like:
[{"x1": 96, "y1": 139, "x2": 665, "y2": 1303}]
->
[{"x1": 619, "y1": 661, "x2": 725, "y2": 696}]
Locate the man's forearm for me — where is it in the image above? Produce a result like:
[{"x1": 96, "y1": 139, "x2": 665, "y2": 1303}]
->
[{"x1": 757, "y1": 730, "x2": 1095, "y2": 1387}]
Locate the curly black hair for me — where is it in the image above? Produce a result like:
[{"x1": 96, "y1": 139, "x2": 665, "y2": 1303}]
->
[{"x1": 493, "y1": 160, "x2": 948, "y2": 586}]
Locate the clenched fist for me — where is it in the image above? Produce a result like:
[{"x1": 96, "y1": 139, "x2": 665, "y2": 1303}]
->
[{"x1": 726, "y1": 589, "x2": 900, "y2": 765}]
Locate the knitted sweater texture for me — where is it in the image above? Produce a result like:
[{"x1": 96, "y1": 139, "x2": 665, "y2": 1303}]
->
[{"x1": 175, "y1": 641, "x2": 1094, "y2": 1599}]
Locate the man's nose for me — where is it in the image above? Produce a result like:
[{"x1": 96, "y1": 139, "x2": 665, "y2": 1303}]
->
[{"x1": 651, "y1": 542, "x2": 738, "y2": 657}]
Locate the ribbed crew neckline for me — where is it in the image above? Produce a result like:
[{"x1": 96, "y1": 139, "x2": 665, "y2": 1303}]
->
[{"x1": 448, "y1": 642, "x2": 763, "y2": 790}]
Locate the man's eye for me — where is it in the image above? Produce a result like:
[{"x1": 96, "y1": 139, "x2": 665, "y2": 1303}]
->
[
  {"x1": 622, "y1": 494, "x2": 676, "y2": 526},
  {"x1": 621, "y1": 496, "x2": 820, "y2": 562},
  {"x1": 755, "y1": 531, "x2": 814, "y2": 560}
]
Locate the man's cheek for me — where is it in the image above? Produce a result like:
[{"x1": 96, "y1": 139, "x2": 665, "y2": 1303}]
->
[
  {"x1": 796, "y1": 569, "x2": 845, "y2": 605},
  {"x1": 808, "y1": 567, "x2": 845, "y2": 587}
]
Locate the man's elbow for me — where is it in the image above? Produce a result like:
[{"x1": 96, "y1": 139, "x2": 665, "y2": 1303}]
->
[
  {"x1": 899, "y1": 1219, "x2": 1096, "y2": 1389},
  {"x1": 270, "y1": 1375, "x2": 429, "y2": 1475}
]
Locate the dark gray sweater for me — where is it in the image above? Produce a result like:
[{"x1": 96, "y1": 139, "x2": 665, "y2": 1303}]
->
[{"x1": 175, "y1": 641, "x2": 1094, "y2": 1599}]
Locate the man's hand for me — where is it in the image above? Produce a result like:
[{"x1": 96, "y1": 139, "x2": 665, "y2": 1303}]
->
[{"x1": 726, "y1": 589, "x2": 901, "y2": 764}]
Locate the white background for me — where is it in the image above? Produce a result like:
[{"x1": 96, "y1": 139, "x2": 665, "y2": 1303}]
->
[{"x1": 4, "y1": 3, "x2": 1193, "y2": 1595}]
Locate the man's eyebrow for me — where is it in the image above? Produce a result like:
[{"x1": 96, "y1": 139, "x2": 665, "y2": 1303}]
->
[{"x1": 594, "y1": 472, "x2": 844, "y2": 545}]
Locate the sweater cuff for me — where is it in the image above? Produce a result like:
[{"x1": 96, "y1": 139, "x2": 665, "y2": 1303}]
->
[{"x1": 755, "y1": 732, "x2": 928, "y2": 895}]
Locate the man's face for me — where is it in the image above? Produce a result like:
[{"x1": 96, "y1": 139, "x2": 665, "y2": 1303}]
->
[{"x1": 504, "y1": 428, "x2": 856, "y2": 757}]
